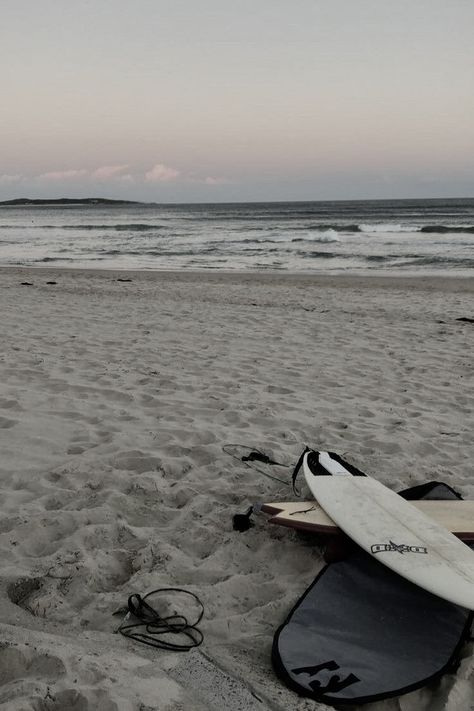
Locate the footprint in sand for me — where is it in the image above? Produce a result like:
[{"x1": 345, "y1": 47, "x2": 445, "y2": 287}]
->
[
  {"x1": 0, "y1": 398, "x2": 21, "y2": 409},
  {"x1": 0, "y1": 416, "x2": 18, "y2": 429},
  {"x1": 0, "y1": 645, "x2": 65, "y2": 686},
  {"x1": 37, "y1": 688, "x2": 119, "y2": 711},
  {"x1": 111, "y1": 450, "x2": 164, "y2": 474},
  {"x1": 0, "y1": 644, "x2": 119, "y2": 711}
]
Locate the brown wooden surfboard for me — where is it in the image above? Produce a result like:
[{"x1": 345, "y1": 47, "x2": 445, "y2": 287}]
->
[{"x1": 261, "y1": 500, "x2": 474, "y2": 542}]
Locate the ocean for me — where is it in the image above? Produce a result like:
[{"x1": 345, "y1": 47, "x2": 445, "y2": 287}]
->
[{"x1": 0, "y1": 198, "x2": 473, "y2": 275}]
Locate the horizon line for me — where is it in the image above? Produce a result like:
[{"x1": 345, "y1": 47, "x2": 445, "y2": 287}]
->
[{"x1": 1, "y1": 195, "x2": 473, "y2": 207}]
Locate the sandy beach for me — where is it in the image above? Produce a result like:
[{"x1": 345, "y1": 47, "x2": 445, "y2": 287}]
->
[{"x1": 0, "y1": 266, "x2": 473, "y2": 710}]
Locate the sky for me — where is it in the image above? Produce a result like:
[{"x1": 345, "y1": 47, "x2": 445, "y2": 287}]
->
[{"x1": 1, "y1": 0, "x2": 473, "y2": 202}]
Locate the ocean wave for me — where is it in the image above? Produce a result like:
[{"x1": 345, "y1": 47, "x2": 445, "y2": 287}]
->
[
  {"x1": 298, "y1": 250, "x2": 341, "y2": 259},
  {"x1": 67, "y1": 223, "x2": 165, "y2": 231},
  {"x1": 419, "y1": 225, "x2": 474, "y2": 234},
  {"x1": 305, "y1": 229, "x2": 340, "y2": 242},
  {"x1": 3, "y1": 221, "x2": 474, "y2": 238},
  {"x1": 365, "y1": 255, "x2": 394, "y2": 262},
  {"x1": 36, "y1": 256, "x2": 77, "y2": 262},
  {"x1": 0, "y1": 223, "x2": 165, "y2": 231},
  {"x1": 394, "y1": 255, "x2": 474, "y2": 267},
  {"x1": 302, "y1": 223, "x2": 361, "y2": 232},
  {"x1": 139, "y1": 248, "x2": 221, "y2": 257},
  {"x1": 212, "y1": 238, "x2": 278, "y2": 245},
  {"x1": 359, "y1": 223, "x2": 416, "y2": 233},
  {"x1": 360, "y1": 223, "x2": 474, "y2": 235},
  {"x1": 291, "y1": 231, "x2": 340, "y2": 244}
]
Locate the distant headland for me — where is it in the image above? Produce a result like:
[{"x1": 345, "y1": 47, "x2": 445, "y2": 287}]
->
[{"x1": 0, "y1": 198, "x2": 146, "y2": 206}]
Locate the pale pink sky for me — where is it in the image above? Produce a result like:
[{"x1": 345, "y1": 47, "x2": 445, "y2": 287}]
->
[{"x1": 1, "y1": 0, "x2": 473, "y2": 201}]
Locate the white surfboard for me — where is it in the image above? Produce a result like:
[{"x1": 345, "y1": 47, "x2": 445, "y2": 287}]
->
[{"x1": 303, "y1": 451, "x2": 474, "y2": 610}]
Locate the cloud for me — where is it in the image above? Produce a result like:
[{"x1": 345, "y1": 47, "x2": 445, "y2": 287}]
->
[
  {"x1": 39, "y1": 169, "x2": 88, "y2": 180},
  {"x1": 145, "y1": 163, "x2": 180, "y2": 183},
  {"x1": 3, "y1": 164, "x2": 224, "y2": 190},
  {"x1": 0, "y1": 174, "x2": 22, "y2": 184},
  {"x1": 92, "y1": 165, "x2": 129, "y2": 180},
  {"x1": 203, "y1": 176, "x2": 228, "y2": 185},
  {"x1": 187, "y1": 173, "x2": 230, "y2": 186}
]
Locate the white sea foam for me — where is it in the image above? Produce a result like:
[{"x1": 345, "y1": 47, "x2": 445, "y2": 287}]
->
[
  {"x1": 306, "y1": 228, "x2": 340, "y2": 242},
  {"x1": 359, "y1": 223, "x2": 418, "y2": 233}
]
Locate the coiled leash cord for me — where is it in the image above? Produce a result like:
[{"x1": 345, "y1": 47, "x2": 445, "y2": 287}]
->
[
  {"x1": 116, "y1": 588, "x2": 204, "y2": 651},
  {"x1": 223, "y1": 444, "x2": 290, "y2": 485}
]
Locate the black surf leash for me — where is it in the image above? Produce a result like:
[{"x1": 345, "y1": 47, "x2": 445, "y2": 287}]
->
[
  {"x1": 223, "y1": 444, "x2": 290, "y2": 485},
  {"x1": 114, "y1": 588, "x2": 204, "y2": 651},
  {"x1": 242, "y1": 451, "x2": 280, "y2": 465}
]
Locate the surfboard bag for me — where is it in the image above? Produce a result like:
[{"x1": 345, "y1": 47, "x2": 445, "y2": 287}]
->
[{"x1": 272, "y1": 476, "x2": 473, "y2": 706}]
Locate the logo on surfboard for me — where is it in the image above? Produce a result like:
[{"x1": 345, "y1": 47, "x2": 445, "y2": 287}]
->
[{"x1": 371, "y1": 541, "x2": 428, "y2": 555}]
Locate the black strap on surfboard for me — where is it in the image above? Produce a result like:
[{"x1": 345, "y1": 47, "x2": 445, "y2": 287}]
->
[
  {"x1": 291, "y1": 446, "x2": 311, "y2": 496},
  {"x1": 292, "y1": 449, "x2": 367, "y2": 495}
]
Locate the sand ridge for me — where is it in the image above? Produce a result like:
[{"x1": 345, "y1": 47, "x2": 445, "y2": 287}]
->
[{"x1": 0, "y1": 267, "x2": 473, "y2": 709}]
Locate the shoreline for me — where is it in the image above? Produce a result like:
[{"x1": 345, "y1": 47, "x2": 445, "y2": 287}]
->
[{"x1": 1, "y1": 264, "x2": 473, "y2": 294}]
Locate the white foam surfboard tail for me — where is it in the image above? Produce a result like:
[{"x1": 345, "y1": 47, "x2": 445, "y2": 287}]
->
[{"x1": 303, "y1": 451, "x2": 474, "y2": 610}]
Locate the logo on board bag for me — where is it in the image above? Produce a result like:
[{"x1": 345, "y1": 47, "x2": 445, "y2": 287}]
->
[
  {"x1": 292, "y1": 660, "x2": 360, "y2": 695},
  {"x1": 371, "y1": 540, "x2": 428, "y2": 555}
]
